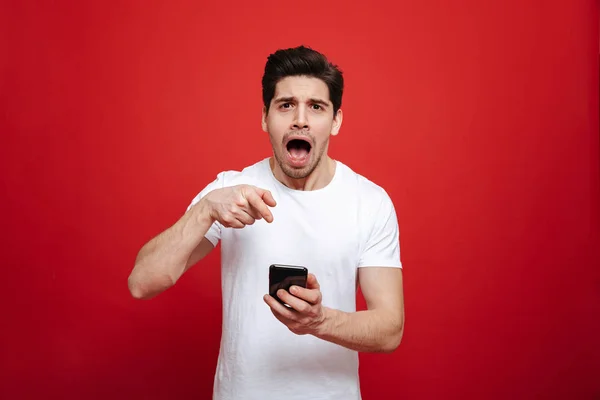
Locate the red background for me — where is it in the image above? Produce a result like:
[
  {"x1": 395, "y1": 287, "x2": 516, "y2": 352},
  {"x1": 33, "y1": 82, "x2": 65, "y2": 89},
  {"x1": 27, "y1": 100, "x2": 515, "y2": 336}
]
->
[{"x1": 1, "y1": 1, "x2": 599, "y2": 399}]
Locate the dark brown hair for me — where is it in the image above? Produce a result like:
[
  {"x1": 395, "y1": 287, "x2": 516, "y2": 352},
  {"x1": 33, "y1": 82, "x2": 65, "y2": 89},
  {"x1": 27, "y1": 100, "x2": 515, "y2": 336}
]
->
[{"x1": 261, "y1": 45, "x2": 344, "y2": 115}]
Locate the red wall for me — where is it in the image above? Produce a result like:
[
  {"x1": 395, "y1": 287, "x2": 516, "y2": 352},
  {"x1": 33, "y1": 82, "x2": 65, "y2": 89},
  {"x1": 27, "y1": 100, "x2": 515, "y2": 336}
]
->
[{"x1": 1, "y1": 1, "x2": 599, "y2": 399}]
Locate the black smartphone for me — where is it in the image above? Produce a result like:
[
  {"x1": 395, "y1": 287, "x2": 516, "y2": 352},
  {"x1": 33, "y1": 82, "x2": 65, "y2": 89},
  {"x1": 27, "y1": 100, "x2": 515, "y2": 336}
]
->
[{"x1": 269, "y1": 264, "x2": 308, "y2": 306}]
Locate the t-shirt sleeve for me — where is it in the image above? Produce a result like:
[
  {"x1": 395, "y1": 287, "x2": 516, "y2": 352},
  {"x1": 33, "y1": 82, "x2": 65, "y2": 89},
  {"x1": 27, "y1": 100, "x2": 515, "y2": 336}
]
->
[
  {"x1": 358, "y1": 189, "x2": 402, "y2": 269},
  {"x1": 185, "y1": 172, "x2": 226, "y2": 246}
]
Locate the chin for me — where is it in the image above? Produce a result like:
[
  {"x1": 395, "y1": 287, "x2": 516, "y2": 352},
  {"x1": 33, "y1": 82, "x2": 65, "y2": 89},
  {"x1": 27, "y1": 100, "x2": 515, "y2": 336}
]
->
[
  {"x1": 273, "y1": 153, "x2": 312, "y2": 179},
  {"x1": 281, "y1": 163, "x2": 315, "y2": 179}
]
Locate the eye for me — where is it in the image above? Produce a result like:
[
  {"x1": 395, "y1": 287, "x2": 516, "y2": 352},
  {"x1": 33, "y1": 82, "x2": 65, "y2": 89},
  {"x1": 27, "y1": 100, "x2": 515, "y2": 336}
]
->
[
  {"x1": 280, "y1": 103, "x2": 292, "y2": 109},
  {"x1": 311, "y1": 104, "x2": 322, "y2": 110}
]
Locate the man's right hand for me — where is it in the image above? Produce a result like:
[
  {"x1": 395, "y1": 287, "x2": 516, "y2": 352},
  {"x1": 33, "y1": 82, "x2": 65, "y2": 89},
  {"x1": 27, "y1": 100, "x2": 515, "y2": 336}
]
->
[{"x1": 200, "y1": 184, "x2": 277, "y2": 228}]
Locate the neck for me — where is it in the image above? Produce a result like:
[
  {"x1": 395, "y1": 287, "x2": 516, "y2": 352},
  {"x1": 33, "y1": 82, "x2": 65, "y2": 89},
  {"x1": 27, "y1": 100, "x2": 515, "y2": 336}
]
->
[{"x1": 270, "y1": 156, "x2": 336, "y2": 191}]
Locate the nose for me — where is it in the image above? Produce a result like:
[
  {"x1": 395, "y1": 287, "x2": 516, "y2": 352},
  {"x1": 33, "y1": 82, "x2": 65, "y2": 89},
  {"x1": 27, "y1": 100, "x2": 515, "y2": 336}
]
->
[{"x1": 292, "y1": 104, "x2": 309, "y2": 130}]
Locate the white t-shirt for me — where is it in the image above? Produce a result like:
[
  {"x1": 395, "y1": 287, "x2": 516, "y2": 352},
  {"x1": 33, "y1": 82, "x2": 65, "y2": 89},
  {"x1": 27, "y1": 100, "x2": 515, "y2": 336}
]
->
[{"x1": 187, "y1": 157, "x2": 402, "y2": 400}]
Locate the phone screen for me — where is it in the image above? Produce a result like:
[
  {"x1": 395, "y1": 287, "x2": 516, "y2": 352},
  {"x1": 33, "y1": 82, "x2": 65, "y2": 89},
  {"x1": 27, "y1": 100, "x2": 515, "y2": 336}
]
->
[{"x1": 269, "y1": 264, "x2": 308, "y2": 305}]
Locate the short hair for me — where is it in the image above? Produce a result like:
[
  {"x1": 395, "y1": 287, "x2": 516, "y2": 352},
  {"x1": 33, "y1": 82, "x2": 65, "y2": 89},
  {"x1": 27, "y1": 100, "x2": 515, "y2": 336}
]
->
[{"x1": 261, "y1": 45, "x2": 344, "y2": 115}]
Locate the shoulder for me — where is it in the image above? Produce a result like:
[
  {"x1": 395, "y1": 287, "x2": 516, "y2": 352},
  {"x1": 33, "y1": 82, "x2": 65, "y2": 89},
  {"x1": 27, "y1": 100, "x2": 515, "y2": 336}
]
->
[
  {"x1": 206, "y1": 158, "x2": 271, "y2": 188},
  {"x1": 186, "y1": 158, "x2": 271, "y2": 211},
  {"x1": 336, "y1": 161, "x2": 399, "y2": 237},
  {"x1": 336, "y1": 160, "x2": 393, "y2": 208},
  {"x1": 337, "y1": 162, "x2": 401, "y2": 260}
]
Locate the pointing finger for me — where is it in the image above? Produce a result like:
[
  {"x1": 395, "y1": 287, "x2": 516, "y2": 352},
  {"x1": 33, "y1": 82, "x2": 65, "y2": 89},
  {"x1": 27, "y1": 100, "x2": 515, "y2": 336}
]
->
[
  {"x1": 252, "y1": 187, "x2": 277, "y2": 207},
  {"x1": 261, "y1": 190, "x2": 277, "y2": 207},
  {"x1": 245, "y1": 189, "x2": 274, "y2": 223}
]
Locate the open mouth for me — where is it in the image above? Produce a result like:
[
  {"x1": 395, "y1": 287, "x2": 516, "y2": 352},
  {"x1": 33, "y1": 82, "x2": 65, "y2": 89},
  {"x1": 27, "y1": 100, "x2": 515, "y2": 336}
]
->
[{"x1": 286, "y1": 138, "x2": 312, "y2": 160}]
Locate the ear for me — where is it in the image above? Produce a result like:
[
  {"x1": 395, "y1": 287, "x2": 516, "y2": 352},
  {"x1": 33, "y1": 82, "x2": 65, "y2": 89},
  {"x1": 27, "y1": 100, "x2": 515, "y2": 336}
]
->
[
  {"x1": 261, "y1": 106, "x2": 268, "y2": 132},
  {"x1": 330, "y1": 109, "x2": 343, "y2": 136}
]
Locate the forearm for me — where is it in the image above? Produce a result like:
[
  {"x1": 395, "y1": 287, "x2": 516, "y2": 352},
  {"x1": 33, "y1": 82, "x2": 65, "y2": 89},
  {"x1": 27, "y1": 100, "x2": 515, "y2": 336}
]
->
[
  {"x1": 314, "y1": 307, "x2": 404, "y2": 353},
  {"x1": 128, "y1": 201, "x2": 213, "y2": 298}
]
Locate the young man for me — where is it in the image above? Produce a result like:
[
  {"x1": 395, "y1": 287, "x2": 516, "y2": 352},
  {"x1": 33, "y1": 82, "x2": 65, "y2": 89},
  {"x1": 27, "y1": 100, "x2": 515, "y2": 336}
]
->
[{"x1": 128, "y1": 45, "x2": 405, "y2": 400}]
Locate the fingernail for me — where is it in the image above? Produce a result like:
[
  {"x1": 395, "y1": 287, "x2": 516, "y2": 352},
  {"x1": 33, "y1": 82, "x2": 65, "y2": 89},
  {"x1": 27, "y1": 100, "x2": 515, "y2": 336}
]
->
[{"x1": 290, "y1": 286, "x2": 298, "y2": 294}]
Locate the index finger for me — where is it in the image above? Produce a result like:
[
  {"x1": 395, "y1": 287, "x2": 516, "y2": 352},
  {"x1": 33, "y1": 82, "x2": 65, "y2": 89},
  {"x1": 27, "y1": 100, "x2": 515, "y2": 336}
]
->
[{"x1": 245, "y1": 189, "x2": 274, "y2": 223}]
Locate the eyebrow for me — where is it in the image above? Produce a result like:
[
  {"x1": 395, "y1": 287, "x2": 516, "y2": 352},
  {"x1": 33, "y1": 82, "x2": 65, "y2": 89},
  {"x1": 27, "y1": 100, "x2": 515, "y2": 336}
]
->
[{"x1": 274, "y1": 96, "x2": 329, "y2": 107}]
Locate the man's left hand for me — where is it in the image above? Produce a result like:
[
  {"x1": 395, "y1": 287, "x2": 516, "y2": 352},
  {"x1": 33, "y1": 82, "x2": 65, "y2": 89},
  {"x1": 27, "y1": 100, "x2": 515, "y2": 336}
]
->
[{"x1": 263, "y1": 273, "x2": 326, "y2": 335}]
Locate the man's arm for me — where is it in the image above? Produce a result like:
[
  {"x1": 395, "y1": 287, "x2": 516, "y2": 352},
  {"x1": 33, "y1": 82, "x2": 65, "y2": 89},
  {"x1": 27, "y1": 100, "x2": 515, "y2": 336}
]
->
[
  {"x1": 128, "y1": 184, "x2": 277, "y2": 300},
  {"x1": 265, "y1": 267, "x2": 405, "y2": 354},
  {"x1": 315, "y1": 267, "x2": 404, "y2": 353},
  {"x1": 128, "y1": 201, "x2": 215, "y2": 300},
  {"x1": 264, "y1": 187, "x2": 404, "y2": 353}
]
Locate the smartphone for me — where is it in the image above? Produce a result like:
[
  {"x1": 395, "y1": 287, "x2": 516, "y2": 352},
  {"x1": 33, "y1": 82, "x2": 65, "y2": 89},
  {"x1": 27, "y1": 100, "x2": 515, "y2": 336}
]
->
[{"x1": 269, "y1": 264, "x2": 308, "y2": 306}]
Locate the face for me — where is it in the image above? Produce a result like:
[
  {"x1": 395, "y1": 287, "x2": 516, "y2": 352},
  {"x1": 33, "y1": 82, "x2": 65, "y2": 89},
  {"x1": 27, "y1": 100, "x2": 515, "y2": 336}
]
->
[{"x1": 262, "y1": 75, "x2": 343, "y2": 180}]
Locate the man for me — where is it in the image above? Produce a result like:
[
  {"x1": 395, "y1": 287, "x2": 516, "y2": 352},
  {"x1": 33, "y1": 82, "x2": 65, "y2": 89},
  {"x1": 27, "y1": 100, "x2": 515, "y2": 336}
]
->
[{"x1": 128, "y1": 45, "x2": 405, "y2": 400}]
